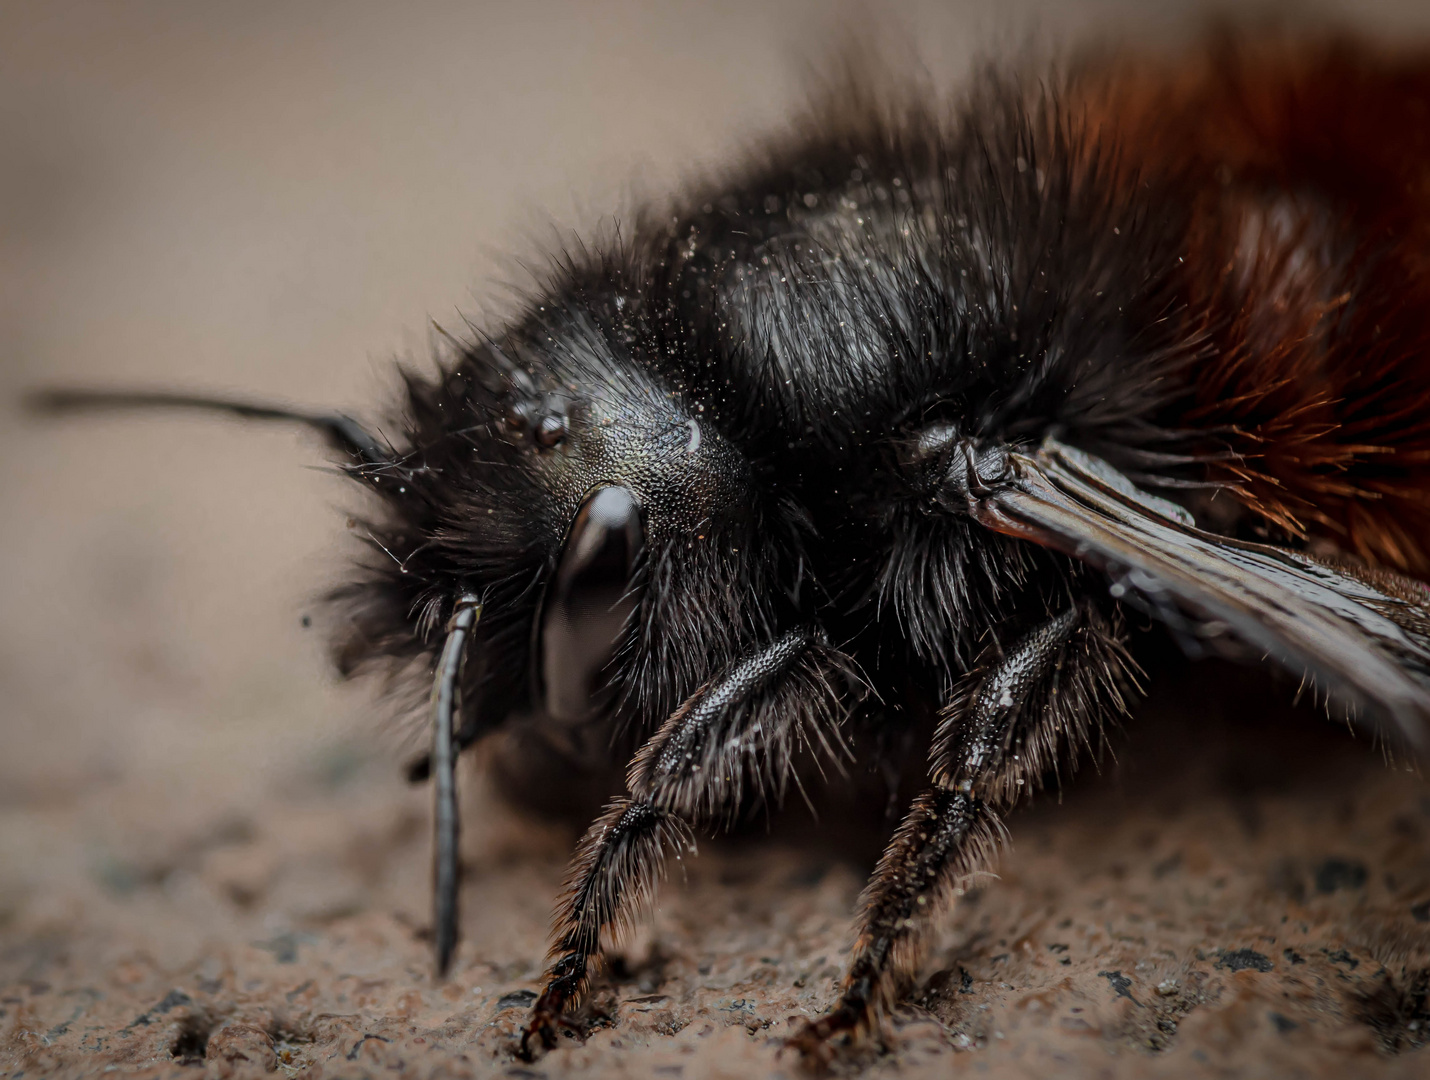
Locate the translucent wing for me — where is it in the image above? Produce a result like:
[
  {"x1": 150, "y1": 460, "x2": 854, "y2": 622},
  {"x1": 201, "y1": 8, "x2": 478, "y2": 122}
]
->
[{"x1": 974, "y1": 438, "x2": 1430, "y2": 747}]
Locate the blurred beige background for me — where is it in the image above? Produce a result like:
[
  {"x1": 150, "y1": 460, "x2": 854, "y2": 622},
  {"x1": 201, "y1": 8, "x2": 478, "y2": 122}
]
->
[{"x1": 5, "y1": 3, "x2": 1430, "y2": 1078}]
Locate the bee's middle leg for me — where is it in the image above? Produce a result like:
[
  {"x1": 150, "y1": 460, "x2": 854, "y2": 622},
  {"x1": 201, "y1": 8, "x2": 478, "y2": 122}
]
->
[{"x1": 788, "y1": 600, "x2": 1138, "y2": 1066}]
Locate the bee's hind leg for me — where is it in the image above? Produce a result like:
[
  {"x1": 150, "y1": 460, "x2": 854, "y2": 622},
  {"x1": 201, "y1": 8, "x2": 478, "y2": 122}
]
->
[
  {"x1": 520, "y1": 627, "x2": 859, "y2": 1058},
  {"x1": 788, "y1": 600, "x2": 1138, "y2": 1068}
]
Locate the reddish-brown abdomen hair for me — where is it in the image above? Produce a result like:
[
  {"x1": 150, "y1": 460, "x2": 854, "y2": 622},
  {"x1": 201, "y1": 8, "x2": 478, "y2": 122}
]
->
[{"x1": 1080, "y1": 37, "x2": 1430, "y2": 574}]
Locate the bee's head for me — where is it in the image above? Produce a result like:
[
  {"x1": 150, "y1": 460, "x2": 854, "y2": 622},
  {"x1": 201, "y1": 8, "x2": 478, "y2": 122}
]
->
[{"x1": 335, "y1": 286, "x2": 804, "y2": 741}]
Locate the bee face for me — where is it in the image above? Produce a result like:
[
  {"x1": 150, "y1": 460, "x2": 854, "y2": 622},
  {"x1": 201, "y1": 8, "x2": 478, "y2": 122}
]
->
[
  {"x1": 356, "y1": 310, "x2": 796, "y2": 735},
  {"x1": 475, "y1": 320, "x2": 756, "y2": 724}
]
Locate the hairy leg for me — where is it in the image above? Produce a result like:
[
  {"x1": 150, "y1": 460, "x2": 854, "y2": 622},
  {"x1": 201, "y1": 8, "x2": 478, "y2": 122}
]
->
[
  {"x1": 521, "y1": 627, "x2": 858, "y2": 1056},
  {"x1": 789, "y1": 600, "x2": 1137, "y2": 1064}
]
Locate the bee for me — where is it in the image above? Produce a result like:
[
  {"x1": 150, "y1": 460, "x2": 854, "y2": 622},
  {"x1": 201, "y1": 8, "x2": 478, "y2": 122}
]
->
[{"x1": 31, "y1": 32, "x2": 1430, "y2": 1066}]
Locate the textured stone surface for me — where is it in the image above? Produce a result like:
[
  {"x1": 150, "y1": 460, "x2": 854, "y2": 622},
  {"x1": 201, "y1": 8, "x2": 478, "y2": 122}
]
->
[{"x1": 4, "y1": 661, "x2": 1430, "y2": 1079}]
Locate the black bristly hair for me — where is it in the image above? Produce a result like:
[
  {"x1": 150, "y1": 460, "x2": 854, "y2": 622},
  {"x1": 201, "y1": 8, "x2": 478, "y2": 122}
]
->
[
  {"x1": 32, "y1": 34, "x2": 1430, "y2": 1068},
  {"x1": 645, "y1": 66, "x2": 1211, "y2": 683}
]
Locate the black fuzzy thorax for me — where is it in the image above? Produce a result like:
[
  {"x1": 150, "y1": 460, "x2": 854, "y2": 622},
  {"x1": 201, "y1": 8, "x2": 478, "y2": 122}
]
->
[
  {"x1": 333, "y1": 70, "x2": 1210, "y2": 756},
  {"x1": 653, "y1": 73, "x2": 1210, "y2": 679}
]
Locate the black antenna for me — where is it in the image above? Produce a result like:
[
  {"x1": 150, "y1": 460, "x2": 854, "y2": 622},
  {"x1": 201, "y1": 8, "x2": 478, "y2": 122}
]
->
[
  {"x1": 431, "y1": 592, "x2": 481, "y2": 977},
  {"x1": 26, "y1": 387, "x2": 392, "y2": 466}
]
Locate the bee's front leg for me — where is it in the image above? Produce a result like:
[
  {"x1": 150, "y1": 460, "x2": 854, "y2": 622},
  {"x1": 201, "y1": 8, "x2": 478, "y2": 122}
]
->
[{"x1": 520, "y1": 627, "x2": 857, "y2": 1058}]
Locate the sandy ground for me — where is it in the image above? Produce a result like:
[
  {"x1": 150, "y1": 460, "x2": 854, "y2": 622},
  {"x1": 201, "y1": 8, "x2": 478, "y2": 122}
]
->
[
  {"x1": 4, "y1": 3, "x2": 1430, "y2": 1078},
  {"x1": 6, "y1": 659, "x2": 1430, "y2": 1080}
]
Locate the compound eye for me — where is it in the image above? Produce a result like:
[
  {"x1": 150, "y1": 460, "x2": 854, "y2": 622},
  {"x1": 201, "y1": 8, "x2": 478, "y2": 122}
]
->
[{"x1": 537, "y1": 486, "x2": 645, "y2": 722}]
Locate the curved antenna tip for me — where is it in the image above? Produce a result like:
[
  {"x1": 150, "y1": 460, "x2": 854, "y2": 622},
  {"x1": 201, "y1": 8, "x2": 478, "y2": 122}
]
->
[{"x1": 430, "y1": 592, "x2": 482, "y2": 979}]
